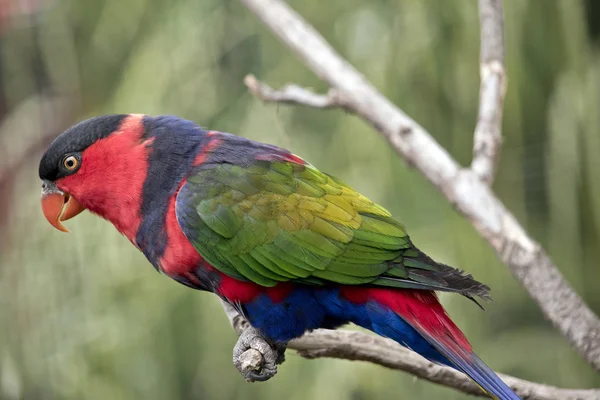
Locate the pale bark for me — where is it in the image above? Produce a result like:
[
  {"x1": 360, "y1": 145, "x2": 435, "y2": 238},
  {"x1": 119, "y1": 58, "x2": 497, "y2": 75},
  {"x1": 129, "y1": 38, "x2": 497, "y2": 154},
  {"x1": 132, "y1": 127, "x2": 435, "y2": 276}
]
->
[{"x1": 471, "y1": 0, "x2": 507, "y2": 185}]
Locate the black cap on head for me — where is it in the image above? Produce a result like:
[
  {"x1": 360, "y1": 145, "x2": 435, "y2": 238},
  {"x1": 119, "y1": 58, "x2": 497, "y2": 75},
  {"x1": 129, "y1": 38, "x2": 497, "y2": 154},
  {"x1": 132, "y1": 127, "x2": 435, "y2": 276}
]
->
[{"x1": 39, "y1": 114, "x2": 127, "y2": 181}]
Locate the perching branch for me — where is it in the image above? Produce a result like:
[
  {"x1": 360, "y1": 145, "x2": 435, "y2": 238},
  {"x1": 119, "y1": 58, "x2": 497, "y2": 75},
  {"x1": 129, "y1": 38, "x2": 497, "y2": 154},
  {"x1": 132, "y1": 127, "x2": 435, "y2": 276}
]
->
[
  {"x1": 471, "y1": 0, "x2": 507, "y2": 185},
  {"x1": 222, "y1": 302, "x2": 600, "y2": 400},
  {"x1": 239, "y1": 0, "x2": 600, "y2": 377}
]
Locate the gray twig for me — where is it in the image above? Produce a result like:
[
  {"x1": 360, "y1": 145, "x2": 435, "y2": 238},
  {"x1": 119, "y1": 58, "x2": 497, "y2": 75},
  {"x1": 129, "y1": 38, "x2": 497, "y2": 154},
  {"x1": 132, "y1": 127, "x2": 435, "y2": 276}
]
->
[
  {"x1": 471, "y1": 0, "x2": 507, "y2": 185},
  {"x1": 244, "y1": 75, "x2": 344, "y2": 109}
]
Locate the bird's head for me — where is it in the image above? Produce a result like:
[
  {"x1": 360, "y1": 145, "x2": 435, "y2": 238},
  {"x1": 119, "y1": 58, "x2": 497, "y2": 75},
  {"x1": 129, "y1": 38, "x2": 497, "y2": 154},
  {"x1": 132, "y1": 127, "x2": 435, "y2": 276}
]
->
[{"x1": 38, "y1": 114, "x2": 156, "y2": 235}]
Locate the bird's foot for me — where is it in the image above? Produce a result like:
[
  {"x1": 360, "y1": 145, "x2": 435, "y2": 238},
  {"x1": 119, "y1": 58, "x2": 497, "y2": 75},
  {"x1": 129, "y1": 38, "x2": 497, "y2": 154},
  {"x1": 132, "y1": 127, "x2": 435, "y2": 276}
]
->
[{"x1": 233, "y1": 326, "x2": 287, "y2": 382}]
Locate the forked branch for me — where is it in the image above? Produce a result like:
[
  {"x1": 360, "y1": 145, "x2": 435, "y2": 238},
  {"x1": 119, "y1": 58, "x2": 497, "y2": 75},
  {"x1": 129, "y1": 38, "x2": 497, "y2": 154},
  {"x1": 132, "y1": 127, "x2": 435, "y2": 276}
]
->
[
  {"x1": 227, "y1": 0, "x2": 600, "y2": 396},
  {"x1": 238, "y1": 0, "x2": 600, "y2": 373}
]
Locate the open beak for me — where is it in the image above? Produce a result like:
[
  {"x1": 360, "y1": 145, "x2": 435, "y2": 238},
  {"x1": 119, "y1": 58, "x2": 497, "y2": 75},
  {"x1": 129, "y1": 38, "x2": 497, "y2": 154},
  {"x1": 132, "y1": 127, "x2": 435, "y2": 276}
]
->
[{"x1": 41, "y1": 180, "x2": 85, "y2": 232}]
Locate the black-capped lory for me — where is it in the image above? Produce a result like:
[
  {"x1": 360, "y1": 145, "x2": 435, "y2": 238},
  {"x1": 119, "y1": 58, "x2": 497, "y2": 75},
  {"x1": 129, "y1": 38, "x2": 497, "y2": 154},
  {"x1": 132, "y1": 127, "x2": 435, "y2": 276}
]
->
[{"x1": 39, "y1": 114, "x2": 520, "y2": 400}]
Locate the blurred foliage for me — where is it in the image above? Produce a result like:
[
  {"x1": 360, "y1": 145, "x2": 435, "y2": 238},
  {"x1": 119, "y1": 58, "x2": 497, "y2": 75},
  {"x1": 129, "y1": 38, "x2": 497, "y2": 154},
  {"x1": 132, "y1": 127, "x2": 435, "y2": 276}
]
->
[{"x1": 1, "y1": 0, "x2": 600, "y2": 398}]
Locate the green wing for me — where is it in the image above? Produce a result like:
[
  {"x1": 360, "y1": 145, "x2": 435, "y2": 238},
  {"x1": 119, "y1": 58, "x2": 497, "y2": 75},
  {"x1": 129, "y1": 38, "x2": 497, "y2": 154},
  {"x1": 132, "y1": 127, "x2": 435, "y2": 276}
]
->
[{"x1": 176, "y1": 159, "x2": 490, "y2": 299}]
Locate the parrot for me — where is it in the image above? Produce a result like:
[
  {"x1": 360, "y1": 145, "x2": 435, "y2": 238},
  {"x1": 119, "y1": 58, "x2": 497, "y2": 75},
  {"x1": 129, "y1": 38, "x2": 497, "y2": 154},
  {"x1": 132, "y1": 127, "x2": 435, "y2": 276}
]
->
[{"x1": 38, "y1": 114, "x2": 520, "y2": 400}]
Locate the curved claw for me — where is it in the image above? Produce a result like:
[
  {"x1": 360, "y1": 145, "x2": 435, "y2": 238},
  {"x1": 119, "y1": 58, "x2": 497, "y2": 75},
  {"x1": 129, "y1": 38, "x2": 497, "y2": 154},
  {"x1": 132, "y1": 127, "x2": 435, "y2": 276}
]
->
[
  {"x1": 233, "y1": 327, "x2": 287, "y2": 382},
  {"x1": 243, "y1": 363, "x2": 278, "y2": 383}
]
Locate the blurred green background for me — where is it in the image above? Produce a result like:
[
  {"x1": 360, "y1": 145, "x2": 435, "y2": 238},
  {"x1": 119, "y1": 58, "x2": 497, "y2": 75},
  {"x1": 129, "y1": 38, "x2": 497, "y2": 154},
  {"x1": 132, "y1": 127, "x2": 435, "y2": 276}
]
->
[{"x1": 1, "y1": 0, "x2": 600, "y2": 398}]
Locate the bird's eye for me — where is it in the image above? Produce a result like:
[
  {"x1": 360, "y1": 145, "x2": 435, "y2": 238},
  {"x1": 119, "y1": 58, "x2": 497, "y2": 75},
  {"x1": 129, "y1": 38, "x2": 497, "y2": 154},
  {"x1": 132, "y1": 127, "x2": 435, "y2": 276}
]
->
[{"x1": 63, "y1": 155, "x2": 79, "y2": 171}]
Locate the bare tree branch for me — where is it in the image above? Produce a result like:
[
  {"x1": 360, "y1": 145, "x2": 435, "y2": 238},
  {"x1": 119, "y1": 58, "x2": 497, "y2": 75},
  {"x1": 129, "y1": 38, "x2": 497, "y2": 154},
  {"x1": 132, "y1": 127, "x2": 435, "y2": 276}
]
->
[
  {"x1": 239, "y1": 0, "x2": 600, "y2": 373},
  {"x1": 471, "y1": 0, "x2": 507, "y2": 185},
  {"x1": 239, "y1": 0, "x2": 600, "y2": 374},
  {"x1": 244, "y1": 75, "x2": 344, "y2": 109},
  {"x1": 222, "y1": 302, "x2": 600, "y2": 400},
  {"x1": 244, "y1": 74, "x2": 330, "y2": 107}
]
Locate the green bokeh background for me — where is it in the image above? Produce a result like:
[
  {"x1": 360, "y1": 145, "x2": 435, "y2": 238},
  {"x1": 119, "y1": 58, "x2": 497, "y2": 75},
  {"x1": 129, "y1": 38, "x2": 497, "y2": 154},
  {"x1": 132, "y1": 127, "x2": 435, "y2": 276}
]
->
[{"x1": 1, "y1": 0, "x2": 600, "y2": 398}]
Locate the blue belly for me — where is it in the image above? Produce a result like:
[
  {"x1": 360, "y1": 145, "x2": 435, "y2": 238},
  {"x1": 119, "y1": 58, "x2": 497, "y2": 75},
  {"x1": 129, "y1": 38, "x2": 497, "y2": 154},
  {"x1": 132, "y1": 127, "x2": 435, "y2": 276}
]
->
[
  {"x1": 242, "y1": 287, "x2": 350, "y2": 342},
  {"x1": 241, "y1": 286, "x2": 449, "y2": 365}
]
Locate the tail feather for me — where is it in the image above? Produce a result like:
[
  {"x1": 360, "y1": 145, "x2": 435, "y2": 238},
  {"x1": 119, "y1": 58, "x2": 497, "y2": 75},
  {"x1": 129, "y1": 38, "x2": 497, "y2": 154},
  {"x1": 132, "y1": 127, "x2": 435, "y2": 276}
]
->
[
  {"x1": 341, "y1": 287, "x2": 520, "y2": 400},
  {"x1": 415, "y1": 322, "x2": 520, "y2": 400}
]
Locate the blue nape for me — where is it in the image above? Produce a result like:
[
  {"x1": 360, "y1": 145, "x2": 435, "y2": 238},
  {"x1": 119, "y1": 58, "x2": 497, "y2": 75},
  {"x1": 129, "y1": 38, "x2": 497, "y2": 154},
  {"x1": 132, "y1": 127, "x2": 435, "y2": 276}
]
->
[{"x1": 242, "y1": 286, "x2": 451, "y2": 366}]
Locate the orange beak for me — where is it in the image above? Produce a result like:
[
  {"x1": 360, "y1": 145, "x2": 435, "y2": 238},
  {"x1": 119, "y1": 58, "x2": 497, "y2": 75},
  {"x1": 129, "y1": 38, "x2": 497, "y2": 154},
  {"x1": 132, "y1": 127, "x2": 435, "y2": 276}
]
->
[{"x1": 41, "y1": 181, "x2": 85, "y2": 232}]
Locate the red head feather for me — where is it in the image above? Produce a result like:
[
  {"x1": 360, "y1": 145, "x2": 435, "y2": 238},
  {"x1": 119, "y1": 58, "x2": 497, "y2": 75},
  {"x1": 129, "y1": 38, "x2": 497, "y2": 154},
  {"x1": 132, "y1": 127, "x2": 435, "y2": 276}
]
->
[{"x1": 54, "y1": 114, "x2": 149, "y2": 240}]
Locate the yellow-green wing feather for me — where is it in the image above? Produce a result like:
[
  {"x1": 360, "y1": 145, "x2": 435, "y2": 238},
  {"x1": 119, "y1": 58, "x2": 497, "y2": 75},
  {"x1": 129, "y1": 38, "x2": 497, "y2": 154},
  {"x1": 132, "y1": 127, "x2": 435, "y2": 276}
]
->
[{"x1": 176, "y1": 159, "x2": 490, "y2": 300}]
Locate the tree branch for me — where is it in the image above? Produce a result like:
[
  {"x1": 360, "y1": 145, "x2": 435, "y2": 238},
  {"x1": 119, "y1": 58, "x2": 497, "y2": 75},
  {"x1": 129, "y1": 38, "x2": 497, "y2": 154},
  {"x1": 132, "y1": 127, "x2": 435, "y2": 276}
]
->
[
  {"x1": 240, "y1": 0, "x2": 600, "y2": 374},
  {"x1": 471, "y1": 0, "x2": 507, "y2": 185},
  {"x1": 222, "y1": 302, "x2": 600, "y2": 400},
  {"x1": 244, "y1": 75, "x2": 344, "y2": 109}
]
